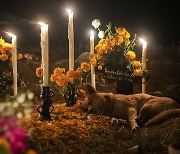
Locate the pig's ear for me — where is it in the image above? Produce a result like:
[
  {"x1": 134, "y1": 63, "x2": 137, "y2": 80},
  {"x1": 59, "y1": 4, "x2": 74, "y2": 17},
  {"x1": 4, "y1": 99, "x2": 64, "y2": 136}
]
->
[{"x1": 86, "y1": 83, "x2": 97, "y2": 94}]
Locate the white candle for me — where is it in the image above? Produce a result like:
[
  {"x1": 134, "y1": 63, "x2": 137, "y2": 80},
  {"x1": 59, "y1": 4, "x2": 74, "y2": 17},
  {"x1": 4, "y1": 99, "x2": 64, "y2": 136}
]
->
[
  {"x1": 90, "y1": 30, "x2": 96, "y2": 89},
  {"x1": 67, "y1": 9, "x2": 74, "y2": 71},
  {"x1": 140, "y1": 38, "x2": 147, "y2": 93},
  {"x1": 39, "y1": 22, "x2": 49, "y2": 87},
  {"x1": 6, "y1": 32, "x2": 17, "y2": 96}
]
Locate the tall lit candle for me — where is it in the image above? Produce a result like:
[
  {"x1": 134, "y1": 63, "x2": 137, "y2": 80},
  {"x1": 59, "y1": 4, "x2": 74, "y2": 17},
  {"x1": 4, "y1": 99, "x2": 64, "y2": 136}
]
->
[
  {"x1": 39, "y1": 22, "x2": 49, "y2": 87},
  {"x1": 90, "y1": 30, "x2": 96, "y2": 89},
  {"x1": 6, "y1": 32, "x2": 17, "y2": 96},
  {"x1": 67, "y1": 9, "x2": 74, "y2": 71},
  {"x1": 140, "y1": 38, "x2": 147, "y2": 93}
]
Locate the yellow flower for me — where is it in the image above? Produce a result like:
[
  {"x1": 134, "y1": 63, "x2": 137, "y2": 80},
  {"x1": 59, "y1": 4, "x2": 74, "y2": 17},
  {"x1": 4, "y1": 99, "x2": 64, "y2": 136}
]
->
[
  {"x1": 125, "y1": 39, "x2": 131, "y2": 46},
  {"x1": 115, "y1": 35, "x2": 123, "y2": 46},
  {"x1": 126, "y1": 51, "x2": 136, "y2": 60},
  {"x1": 53, "y1": 67, "x2": 65, "y2": 75},
  {"x1": 80, "y1": 62, "x2": 90, "y2": 72},
  {"x1": 131, "y1": 61, "x2": 141, "y2": 68},
  {"x1": 116, "y1": 27, "x2": 127, "y2": 36},
  {"x1": 98, "y1": 65, "x2": 102, "y2": 70},
  {"x1": 0, "y1": 137, "x2": 10, "y2": 150},
  {"x1": 18, "y1": 53, "x2": 23, "y2": 60},
  {"x1": 125, "y1": 32, "x2": 130, "y2": 38},
  {"x1": 36, "y1": 67, "x2": 43, "y2": 77},
  {"x1": 0, "y1": 38, "x2": 5, "y2": 49},
  {"x1": 0, "y1": 54, "x2": 8, "y2": 61},
  {"x1": 133, "y1": 69, "x2": 143, "y2": 76}
]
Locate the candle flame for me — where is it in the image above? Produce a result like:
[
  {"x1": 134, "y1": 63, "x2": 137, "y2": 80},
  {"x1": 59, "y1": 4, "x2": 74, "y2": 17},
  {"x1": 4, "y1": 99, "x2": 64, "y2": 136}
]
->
[
  {"x1": 66, "y1": 9, "x2": 73, "y2": 15},
  {"x1": 90, "y1": 30, "x2": 94, "y2": 36},
  {"x1": 38, "y1": 22, "x2": 47, "y2": 27},
  {"x1": 38, "y1": 22, "x2": 48, "y2": 31},
  {"x1": 6, "y1": 32, "x2": 16, "y2": 38},
  {"x1": 139, "y1": 38, "x2": 147, "y2": 46}
]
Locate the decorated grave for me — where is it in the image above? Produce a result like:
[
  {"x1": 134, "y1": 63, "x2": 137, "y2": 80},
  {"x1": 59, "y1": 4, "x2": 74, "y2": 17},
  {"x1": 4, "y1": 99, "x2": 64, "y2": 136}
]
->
[{"x1": 0, "y1": 9, "x2": 180, "y2": 154}]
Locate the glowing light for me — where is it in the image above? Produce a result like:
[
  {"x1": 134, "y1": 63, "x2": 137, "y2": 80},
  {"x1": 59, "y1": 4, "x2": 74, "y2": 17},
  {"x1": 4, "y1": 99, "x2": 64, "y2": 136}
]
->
[
  {"x1": 139, "y1": 38, "x2": 147, "y2": 47},
  {"x1": 6, "y1": 32, "x2": 16, "y2": 38},
  {"x1": 66, "y1": 9, "x2": 73, "y2": 15},
  {"x1": 90, "y1": 30, "x2": 94, "y2": 36},
  {"x1": 38, "y1": 22, "x2": 48, "y2": 31}
]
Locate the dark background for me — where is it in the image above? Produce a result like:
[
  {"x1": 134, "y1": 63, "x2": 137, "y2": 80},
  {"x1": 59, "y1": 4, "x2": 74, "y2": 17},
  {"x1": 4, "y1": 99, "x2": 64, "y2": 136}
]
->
[{"x1": 0, "y1": 0, "x2": 179, "y2": 49}]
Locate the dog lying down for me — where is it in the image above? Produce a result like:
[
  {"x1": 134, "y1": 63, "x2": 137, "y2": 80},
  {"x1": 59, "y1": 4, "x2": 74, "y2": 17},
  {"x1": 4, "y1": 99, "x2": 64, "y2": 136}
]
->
[{"x1": 81, "y1": 84, "x2": 180, "y2": 130}]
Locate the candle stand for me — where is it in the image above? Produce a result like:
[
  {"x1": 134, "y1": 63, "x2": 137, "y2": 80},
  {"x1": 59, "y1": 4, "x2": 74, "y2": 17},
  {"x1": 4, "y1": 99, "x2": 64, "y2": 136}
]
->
[
  {"x1": 63, "y1": 82, "x2": 78, "y2": 107},
  {"x1": 37, "y1": 86, "x2": 54, "y2": 121}
]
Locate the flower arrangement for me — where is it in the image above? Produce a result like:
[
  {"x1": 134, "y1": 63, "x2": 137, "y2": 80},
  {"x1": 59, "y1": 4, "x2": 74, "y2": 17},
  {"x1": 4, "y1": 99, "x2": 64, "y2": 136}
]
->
[
  {"x1": 91, "y1": 19, "x2": 150, "y2": 92},
  {"x1": 0, "y1": 90, "x2": 36, "y2": 154},
  {"x1": 0, "y1": 37, "x2": 23, "y2": 93},
  {"x1": 35, "y1": 62, "x2": 90, "y2": 106},
  {"x1": 49, "y1": 63, "x2": 90, "y2": 106}
]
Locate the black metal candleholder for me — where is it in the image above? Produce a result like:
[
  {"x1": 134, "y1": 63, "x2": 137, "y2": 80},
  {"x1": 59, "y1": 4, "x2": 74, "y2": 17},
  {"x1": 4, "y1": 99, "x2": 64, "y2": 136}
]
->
[
  {"x1": 63, "y1": 82, "x2": 78, "y2": 107},
  {"x1": 37, "y1": 86, "x2": 54, "y2": 121}
]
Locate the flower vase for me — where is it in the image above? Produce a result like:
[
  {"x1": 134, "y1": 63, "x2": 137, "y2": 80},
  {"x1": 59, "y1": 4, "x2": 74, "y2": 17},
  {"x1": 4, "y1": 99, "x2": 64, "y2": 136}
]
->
[{"x1": 63, "y1": 82, "x2": 78, "y2": 107}]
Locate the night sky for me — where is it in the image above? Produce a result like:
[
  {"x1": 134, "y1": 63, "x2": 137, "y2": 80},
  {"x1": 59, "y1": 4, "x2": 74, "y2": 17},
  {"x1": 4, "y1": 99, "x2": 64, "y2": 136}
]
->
[{"x1": 0, "y1": 0, "x2": 179, "y2": 48}]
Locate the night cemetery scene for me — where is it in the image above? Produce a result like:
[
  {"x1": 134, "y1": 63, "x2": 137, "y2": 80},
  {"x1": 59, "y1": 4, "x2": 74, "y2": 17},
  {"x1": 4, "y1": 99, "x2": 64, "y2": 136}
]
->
[{"x1": 0, "y1": 0, "x2": 180, "y2": 154}]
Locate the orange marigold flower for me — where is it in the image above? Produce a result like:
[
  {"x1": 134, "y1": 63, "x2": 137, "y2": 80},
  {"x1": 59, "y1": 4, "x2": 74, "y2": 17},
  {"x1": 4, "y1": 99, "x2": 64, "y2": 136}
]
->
[
  {"x1": 115, "y1": 35, "x2": 123, "y2": 46},
  {"x1": 95, "y1": 44, "x2": 102, "y2": 52},
  {"x1": 53, "y1": 67, "x2": 65, "y2": 75},
  {"x1": 75, "y1": 70, "x2": 82, "y2": 80},
  {"x1": 126, "y1": 51, "x2": 136, "y2": 60},
  {"x1": 56, "y1": 74, "x2": 69, "y2": 86},
  {"x1": 116, "y1": 27, "x2": 127, "y2": 36},
  {"x1": 131, "y1": 61, "x2": 141, "y2": 68},
  {"x1": 50, "y1": 74, "x2": 58, "y2": 82},
  {"x1": 18, "y1": 53, "x2": 23, "y2": 60},
  {"x1": 66, "y1": 70, "x2": 75, "y2": 78},
  {"x1": 36, "y1": 67, "x2": 43, "y2": 77},
  {"x1": 98, "y1": 65, "x2": 102, "y2": 70},
  {"x1": 80, "y1": 62, "x2": 90, "y2": 72},
  {"x1": 133, "y1": 69, "x2": 143, "y2": 76},
  {"x1": 97, "y1": 54, "x2": 103, "y2": 60},
  {"x1": 79, "y1": 89, "x2": 86, "y2": 99},
  {"x1": 3, "y1": 43, "x2": 12, "y2": 52},
  {"x1": 0, "y1": 54, "x2": 8, "y2": 61}
]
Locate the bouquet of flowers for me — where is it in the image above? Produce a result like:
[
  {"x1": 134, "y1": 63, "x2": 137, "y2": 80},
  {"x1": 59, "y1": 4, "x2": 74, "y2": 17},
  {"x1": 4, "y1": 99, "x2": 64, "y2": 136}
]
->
[
  {"x1": 35, "y1": 62, "x2": 90, "y2": 106},
  {"x1": 0, "y1": 37, "x2": 23, "y2": 94},
  {"x1": 0, "y1": 90, "x2": 35, "y2": 154},
  {"x1": 91, "y1": 19, "x2": 150, "y2": 93},
  {"x1": 50, "y1": 62, "x2": 90, "y2": 106}
]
